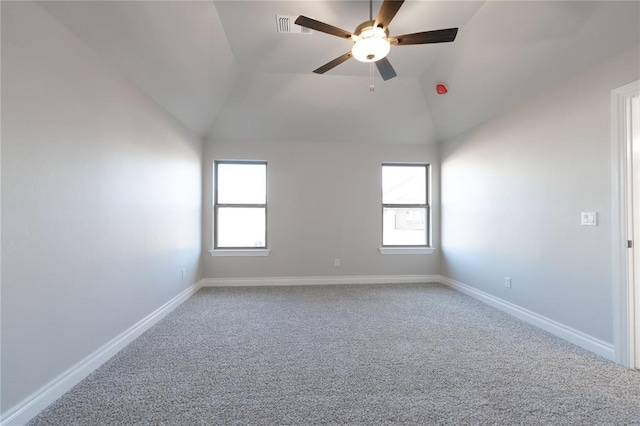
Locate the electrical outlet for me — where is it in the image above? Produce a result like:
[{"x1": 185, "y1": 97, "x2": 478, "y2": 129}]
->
[
  {"x1": 182, "y1": 269, "x2": 186, "y2": 280},
  {"x1": 505, "y1": 277, "x2": 512, "y2": 289},
  {"x1": 334, "y1": 258, "x2": 340, "y2": 267}
]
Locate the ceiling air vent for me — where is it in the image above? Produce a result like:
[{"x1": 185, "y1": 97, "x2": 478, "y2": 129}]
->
[{"x1": 276, "y1": 15, "x2": 312, "y2": 34}]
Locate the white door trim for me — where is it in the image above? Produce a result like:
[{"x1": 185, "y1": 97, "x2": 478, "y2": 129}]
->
[{"x1": 612, "y1": 79, "x2": 640, "y2": 368}]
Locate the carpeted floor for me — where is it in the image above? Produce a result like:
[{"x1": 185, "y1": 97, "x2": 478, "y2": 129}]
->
[{"x1": 29, "y1": 283, "x2": 640, "y2": 425}]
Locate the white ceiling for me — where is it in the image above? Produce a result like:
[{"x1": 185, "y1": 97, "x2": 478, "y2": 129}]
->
[
  {"x1": 39, "y1": 1, "x2": 640, "y2": 144},
  {"x1": 39, "y1": 0, "x2": 237, "y2": 136}
]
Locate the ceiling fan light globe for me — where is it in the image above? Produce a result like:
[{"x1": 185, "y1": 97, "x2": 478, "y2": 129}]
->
[{"x1": 352, "y1": 38, "x2": 391, "y2": 63}]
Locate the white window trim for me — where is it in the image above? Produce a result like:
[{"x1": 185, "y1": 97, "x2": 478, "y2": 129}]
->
[
  {"x1": 213, "y1": 160, "x2": 268, "y2": 252},
  {"x1": 378, "y1": 247, "x2": 436, "y2": 255},
  {"x1": 209, "y1": 249, "x2": 271, "y2": 257},
  {"x1": 381, "y1": 163, "x2": 432, "y2": 249}
]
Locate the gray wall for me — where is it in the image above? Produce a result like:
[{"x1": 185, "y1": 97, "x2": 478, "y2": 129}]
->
[
  {"x1": 1, "y1": 2, "x2": 203, "y2": 413},
  {"x1": 203, "y1": 140, "x2": 440, "y2": 278},
  {"x1": 440, "y1": 47, "x2": 640, "y2": 344}
]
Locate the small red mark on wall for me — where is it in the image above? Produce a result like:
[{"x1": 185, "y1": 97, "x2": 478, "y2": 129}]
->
[{"x1": 436, "y1": 83, "x2": 448, "y2": 95}]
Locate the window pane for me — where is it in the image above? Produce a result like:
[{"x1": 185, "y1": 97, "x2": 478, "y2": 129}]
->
[
  {"x1": 217, "y1": 207, "x2": 266, "y2": 248},
  {"x1": 382, "y1": 165, "x2": 426, "y2": 204},
  {"x1": 383, "y1": 207, "x2": 427, "y2": 246},
  {"x1": 217, "y1": 163, "x2": 266, "y2": 204}
]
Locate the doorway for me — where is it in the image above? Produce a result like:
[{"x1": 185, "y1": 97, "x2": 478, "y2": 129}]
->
[
  {"x1": 612, "y1": 79, "x2": 640, "y2": 369},
  {"x1": 633, "y1": 95, "x2": 640, "y2": 368}
]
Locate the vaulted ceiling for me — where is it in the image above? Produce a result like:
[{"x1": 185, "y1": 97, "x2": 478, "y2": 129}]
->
[{"x1": 39, "y1": 1, "x2": 640, "y2": 144}]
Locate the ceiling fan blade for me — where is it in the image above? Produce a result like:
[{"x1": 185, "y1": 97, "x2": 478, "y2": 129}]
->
[
  {"x1": 375, "y1": 57, "x2": 397, "y2": 81},
  {"x1": 374, "y1": 0, "x2": 404, "y2": 29},
  {"x1": 313, "y1": 52, "x2": 353, "y2": 74},
  {"x1": 393, "y1": 28, "x2": 459, "y2": 46},
  {"x1": 295, "y1": 16, "x2": 353, "y2": 39}
]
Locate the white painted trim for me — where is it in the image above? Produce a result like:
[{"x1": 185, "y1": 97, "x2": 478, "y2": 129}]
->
[
  {"x1": 611, "y1": 79, "x2": 640, "y2": 368},
  {"x1": 439, "y1": 276, "x2": 615, "y2": 361},
  {"x1": 201, "y1": 275, "x2": 439, "y2": 287},
  {"x1": 208, "y1": 249, "x2": 270, "y2": 257},
  {"x1": 0, "y1": 281, "x2": 204, "y2": 426},
  {"x1": 378, "y1": 247, "x2": 435, "y2": 255}
]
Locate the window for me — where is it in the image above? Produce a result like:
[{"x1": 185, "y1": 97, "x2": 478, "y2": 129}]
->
[
  {"x1": 382, "y1": 164, "x2": 430, "y2": 248},
  {"x1": 213, "y1": 161, "x2": 267, "y2": 252}
]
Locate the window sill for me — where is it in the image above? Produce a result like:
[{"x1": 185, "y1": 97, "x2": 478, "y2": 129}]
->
[
  {"x1": 209, "y1": 249, "x2": 271, "y2": 257},
  {"x1": 378, "y1": 247, "x2": 436, "y2": 255}
]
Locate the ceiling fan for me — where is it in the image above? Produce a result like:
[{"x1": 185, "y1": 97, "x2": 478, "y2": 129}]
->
[{"x1": 295, "y1": 0, "x2": 458, "y2": 81}]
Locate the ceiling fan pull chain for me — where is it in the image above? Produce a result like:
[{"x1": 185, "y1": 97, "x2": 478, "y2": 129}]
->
[{"x1": 370, "y1": 62, "x2": 375, "y2": 92}]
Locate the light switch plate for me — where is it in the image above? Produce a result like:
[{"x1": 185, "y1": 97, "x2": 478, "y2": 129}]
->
[{"x1": 581, "y1": 211, "x2": 597, "y2": 226}]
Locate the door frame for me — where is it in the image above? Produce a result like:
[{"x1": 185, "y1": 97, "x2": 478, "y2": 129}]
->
[{"x1": 612, "y1": 79, "x2": 640, "y2": 368}]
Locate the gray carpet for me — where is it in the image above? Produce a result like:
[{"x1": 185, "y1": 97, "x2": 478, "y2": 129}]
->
[{"x1": 29, "y1": 283, "x2": 640, "y2": 425}]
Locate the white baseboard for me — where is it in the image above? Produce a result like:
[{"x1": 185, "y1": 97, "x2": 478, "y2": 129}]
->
[
  {"x1": 201, "y1": 275, "x2": 440, "y2": 287},
  {"x1": 438, "y1": 275, "x2": 615, "y2": 360},
  {"x1": 0, "y1": 281, "x2": 204, "y2": 426}
]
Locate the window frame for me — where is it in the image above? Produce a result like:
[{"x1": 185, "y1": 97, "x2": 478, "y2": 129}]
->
[
  {"x1": 381, "y1": 163, "x2": 431, "y2": 248},
  {"x1": 213, "y1": 160, "x2": 268, "y2": 250}
]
